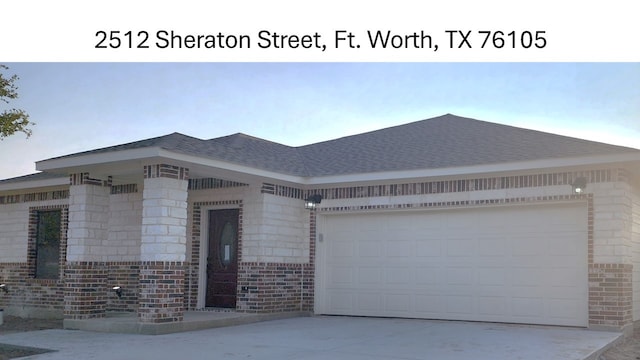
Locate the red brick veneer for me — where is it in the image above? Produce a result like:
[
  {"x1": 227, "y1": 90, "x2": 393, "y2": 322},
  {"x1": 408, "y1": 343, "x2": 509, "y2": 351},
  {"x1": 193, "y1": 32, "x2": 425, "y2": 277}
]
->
[
  {"x1": 138, "y1": 261, "x2": 185, "y2": 323},
  {"x1": 64, "y1": 262, "x2": 108, "y2": 319}
]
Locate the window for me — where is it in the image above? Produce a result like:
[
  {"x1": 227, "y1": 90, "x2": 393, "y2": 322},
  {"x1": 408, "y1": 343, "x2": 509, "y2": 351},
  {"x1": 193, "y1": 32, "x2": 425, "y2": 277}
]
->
[{"x1": 35, "y1": 210, "x2": 62, "y2": 279}]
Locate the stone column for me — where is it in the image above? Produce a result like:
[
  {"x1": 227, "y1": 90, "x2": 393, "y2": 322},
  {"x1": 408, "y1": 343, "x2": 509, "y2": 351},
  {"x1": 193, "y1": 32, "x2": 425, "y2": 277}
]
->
[
  {"x1": 139, "y1": 164, "x2": 189, "y2": 323},
  {"x1": 589, "y1": 170, "x2": 634, "y2": 332},
  {"x1": 64, "y1": 173, "x2": 111, "y2": 320}
]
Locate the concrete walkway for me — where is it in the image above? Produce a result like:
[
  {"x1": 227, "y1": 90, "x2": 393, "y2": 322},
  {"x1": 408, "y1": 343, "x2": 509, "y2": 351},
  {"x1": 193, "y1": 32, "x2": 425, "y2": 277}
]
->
[{"x1": 0, "y1": 316, "x2": 622, "y2": 360}]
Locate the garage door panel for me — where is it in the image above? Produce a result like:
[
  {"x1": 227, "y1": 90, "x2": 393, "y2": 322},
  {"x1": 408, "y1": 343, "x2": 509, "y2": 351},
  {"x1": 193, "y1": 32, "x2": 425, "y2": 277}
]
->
[
  {"x1": 358, "y1": 240, "x2": 382, "y2": 257},
  {"x1": 548, "y1": 298, "x2": 581, "y2": 320},
  {"x1": 511, "y1": 267, "x2": 548, "y2": 286},
  {"x1": 478, "y1": 237, "x2": 507, "y2": 256},
  {"x1": 446, "y1": 266, "x2": 475, "y2": 285},
  {"x1": 415, "y1": 239, "x2": 443, "y2": 257},
  {"x1": 385, "y1": 240, "x2": 413, "y2": 257},
  {"x1": 385, "y1": 266, "x2": 413, "y2": 286},
  {"x1": 512, "y1": 297, "x2": 544, "y2": 317},
  {"x1": 447, "y1": 238, "x2": 476, "y2": 256},
  {"x1": 358, "y1": 293, "x2": 382, "y2": 312},
  {"x1": 318, "y1": 203, "x2": 588, "y2": 327},
  {"x1": 358, "y1": 266, "x2": 382, "y2": 285},
  {"x1": 512, "y1": 236, "x2": 544, "y2": 256},
  {"x1": 415, "y1": 265, "x2": 443, "y2": 285},
  {"x1": 327, "y1": 291, "x2": 355, "y2": 312},
  {"x1": 478, "y1": 296, "x2": 508, "y2": 315},
  {"x1": 446, "y1": 296, "x2": 475, "y2": 315},
  {"x1": 385, "y1": 293, "x2": 412, "y2": 313},
  {"x1": 477, "y1": 267, "x2": 507, "y2": 286},
  {"x1": 327, "y1": 266, "x2": 354, "y2": 287},
  {"x1": 548, "y1": 267, "x2": 582, "y2": 287},
  {"x1": 415, "y1": 294, "x2": 446, "y2": 314},
  {"x1": 331, "y1": 240, "x2": 355, "y2": 257}
]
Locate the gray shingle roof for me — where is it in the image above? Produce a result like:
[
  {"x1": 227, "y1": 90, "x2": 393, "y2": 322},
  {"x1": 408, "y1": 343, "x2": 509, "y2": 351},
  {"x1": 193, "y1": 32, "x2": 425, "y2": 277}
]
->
[
  {"x1": 12, "y1": 114, "x2": 640, "y2": 181},
  {"x1": 298, "y1": 114, "x2": 639, "y2": 176},
  {"x1": 0, "y1": 171, "x2": 66, "y2": 184}
]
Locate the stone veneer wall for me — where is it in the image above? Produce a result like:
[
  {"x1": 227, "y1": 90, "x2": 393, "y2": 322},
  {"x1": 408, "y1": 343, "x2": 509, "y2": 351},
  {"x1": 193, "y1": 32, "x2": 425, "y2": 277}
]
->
[
  {"x1": 2, "y1": 167, "x2": 639, "y2": 329},
  {"x1": 138, "y1": 164, "x2": 188, "y2": 323},
  {"x1": 187, "y1": 182, "x2": 314, "y2": 313},
  {"x1": 0, "y1": 180, "x2": 144, "y2": 317},
  {"x1": 0, "y1": 193, "x2": 68, "y2": 318},
  {"x1": 586, "y1": 169, "x2": 635, "y2": 330},
  {"x1": 64, "y1": 173, "x2": 111, "y2": 319}
]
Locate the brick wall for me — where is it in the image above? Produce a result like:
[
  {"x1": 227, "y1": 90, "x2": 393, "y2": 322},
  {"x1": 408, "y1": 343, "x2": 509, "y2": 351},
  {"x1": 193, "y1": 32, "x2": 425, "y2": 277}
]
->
[
  {"x1": 64, "y1": 262, "x2": 108, "y2": 319},
  {"x1": 589, "y1": 264, "x2": 633, "y2": 328},
  {"x1": 106, "y1": 262, "x2": 140, "y2": 312},
  {"x1": 138, "y1": 261, "x2": 185, "y2": 323},
  {"x1": 236, "y1": 262, "x2": 314, "y2": 312},
  {"x1": 0, "y1": 262, "x2": 64, "y2": 318},
  {"x1": 631, "y1": 182, "x2": 640, "y2": 321}
]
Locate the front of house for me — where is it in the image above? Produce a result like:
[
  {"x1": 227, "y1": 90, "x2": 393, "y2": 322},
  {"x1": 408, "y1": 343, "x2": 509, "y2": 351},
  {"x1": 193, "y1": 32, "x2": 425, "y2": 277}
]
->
[{"x1": 1, "y1": 114, "x2": 640, "y2": 332}]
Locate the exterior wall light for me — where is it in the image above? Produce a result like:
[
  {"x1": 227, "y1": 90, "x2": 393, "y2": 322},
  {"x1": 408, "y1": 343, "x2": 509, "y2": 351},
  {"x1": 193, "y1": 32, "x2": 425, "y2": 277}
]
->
[
  {"x1": 571, "y1": 177, "x2": 587, "y2": 194},
  {"x1": 112, "y1": 286, "x2": 122, "y2": 298},
  {"x1": 0, "y1": 284, "x2": 7, "y2": 294},
  {"x1": 304, "y1": 194, "x2": 323, "y2": 210}
]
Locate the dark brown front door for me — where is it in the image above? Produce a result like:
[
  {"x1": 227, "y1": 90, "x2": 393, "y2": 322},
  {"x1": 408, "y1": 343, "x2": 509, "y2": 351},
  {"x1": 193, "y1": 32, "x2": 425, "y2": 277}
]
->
[{"x1": 206, "y1": 209, "x2": 239, "y2": 308}]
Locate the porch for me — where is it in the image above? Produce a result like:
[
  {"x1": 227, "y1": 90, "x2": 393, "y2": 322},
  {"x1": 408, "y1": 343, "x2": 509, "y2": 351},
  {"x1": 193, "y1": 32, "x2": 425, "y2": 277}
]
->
[{"x1": 63, "y1": 309, "x2": 309, "y2": 335}]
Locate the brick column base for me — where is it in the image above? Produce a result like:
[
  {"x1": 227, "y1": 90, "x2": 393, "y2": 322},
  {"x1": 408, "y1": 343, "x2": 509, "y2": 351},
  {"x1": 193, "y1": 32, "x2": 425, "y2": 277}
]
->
[
  {"x1": 64, "y1": 262, "x2": 107, "y2": 320},
  {"x1": 589, "y1": 263, "x2": 633, "y2": 329},
  {"x1": 138, "y1": 261, "x2": 185, "y2": 323}
]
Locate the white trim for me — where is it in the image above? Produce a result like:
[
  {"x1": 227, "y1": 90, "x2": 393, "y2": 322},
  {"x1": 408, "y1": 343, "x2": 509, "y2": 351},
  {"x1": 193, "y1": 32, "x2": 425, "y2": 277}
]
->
[
  {"x1": 36, "y1": 147, "x2": 161, "y2": 171},
  {"x1": 197, "y1": 204, "x2": 241, "y2": 309},
  {"x1": 0, "y1": 176, "x2": 68, "y2": 191},
  {"x1": 33, "y1": 145, "x2": 640, "y2": 188}
]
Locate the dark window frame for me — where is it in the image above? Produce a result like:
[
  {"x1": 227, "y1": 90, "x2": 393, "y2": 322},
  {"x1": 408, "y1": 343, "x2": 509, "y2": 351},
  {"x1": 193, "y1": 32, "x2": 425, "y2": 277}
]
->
[{"x1": 28, "y1": 205, "x2": 68, "y2": 281}]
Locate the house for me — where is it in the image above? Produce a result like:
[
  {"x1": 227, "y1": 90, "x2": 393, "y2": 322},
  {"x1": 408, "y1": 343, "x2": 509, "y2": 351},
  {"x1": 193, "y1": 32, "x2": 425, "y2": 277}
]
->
[{"x1": 1, "y1": 114, "x2": 639, "y2": 333}]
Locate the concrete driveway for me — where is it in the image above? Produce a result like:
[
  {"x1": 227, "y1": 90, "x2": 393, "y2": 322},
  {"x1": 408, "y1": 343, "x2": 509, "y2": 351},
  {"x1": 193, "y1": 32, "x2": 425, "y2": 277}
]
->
[{"x1": 0, "y1": 316, "x2": 621, "y2": 360}]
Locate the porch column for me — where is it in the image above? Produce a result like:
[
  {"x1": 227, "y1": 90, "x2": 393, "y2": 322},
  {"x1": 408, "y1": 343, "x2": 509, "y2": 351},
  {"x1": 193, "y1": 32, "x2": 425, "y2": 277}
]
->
[
  {"x1": 139, "y1": 164, "x2": 189, "y2": 323},
  {"x1": 64, "y1": 173, "x2": 111, "y2": 320}
]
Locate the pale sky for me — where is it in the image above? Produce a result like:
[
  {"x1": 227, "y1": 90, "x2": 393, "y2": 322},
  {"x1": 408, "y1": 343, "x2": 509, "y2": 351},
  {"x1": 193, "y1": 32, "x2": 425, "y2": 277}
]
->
[{"x1": 0, "y1": 63, "x2": 638, "y2": 180}]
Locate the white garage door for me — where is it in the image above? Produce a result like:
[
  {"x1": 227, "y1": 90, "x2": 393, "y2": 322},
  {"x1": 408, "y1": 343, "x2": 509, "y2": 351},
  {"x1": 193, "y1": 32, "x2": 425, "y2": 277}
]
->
[{"x1": 316, "y1": 203, "x2": 588, "y2": 327}]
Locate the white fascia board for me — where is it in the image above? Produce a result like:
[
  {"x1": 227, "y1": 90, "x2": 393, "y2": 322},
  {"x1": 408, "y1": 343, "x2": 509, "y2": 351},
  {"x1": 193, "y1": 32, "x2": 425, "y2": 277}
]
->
[
  {"x1": 156, "y1": 149, "x2": 307, "y2": 184},
  {"x1": 35, "y1": 147, "x2": 308, "y2": 185},
  {"x1": 0, "y1": 176, "x2": 68, "y2": 191},
  {"x1": 304, "y1": 152, "x2": 640, "y2": 186},
  {"x1": 36, "y1": 147, "x2": 162, "y2": 171},
  {"x1": 33, "y1": 146, "x2": 640, "y2": 188}
]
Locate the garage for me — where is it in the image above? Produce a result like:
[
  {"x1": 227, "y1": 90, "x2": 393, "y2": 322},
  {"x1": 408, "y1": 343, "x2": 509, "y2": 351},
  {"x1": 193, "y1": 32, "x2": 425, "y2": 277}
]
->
[{"x1": 315, "y1": 202, "x2": 588, "y2": 327}]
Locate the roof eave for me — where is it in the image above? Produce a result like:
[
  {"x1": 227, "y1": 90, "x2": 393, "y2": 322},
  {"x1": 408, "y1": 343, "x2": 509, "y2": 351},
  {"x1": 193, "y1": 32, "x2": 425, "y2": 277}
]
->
[
  {"x1": 35, "y1": 147, "x2": 308, "y2": 186},
  {"x1": 32, "y1": 146, "x2": 640, "y2": 188},
  {"x1": 302, "y1": 152, "x2": 640, "y2": 186},
  {"x1": 36, "y1": 147, "x2": 164, "y2": 172},
  {"x1": 0, "y1": 176, "x2": 69, "y2": 191}
]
